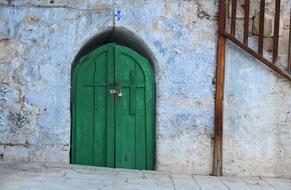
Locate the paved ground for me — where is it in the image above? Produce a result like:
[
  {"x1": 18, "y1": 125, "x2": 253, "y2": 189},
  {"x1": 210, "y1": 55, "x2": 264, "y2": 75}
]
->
[{"x1": 0, "y1": 162, "x2": 291, "y2": 190}]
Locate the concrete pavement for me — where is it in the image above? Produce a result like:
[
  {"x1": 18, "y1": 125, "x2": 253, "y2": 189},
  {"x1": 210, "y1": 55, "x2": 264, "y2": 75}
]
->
[{"x1": 0, "y1": 162, "x2": 291, "y2": 190}]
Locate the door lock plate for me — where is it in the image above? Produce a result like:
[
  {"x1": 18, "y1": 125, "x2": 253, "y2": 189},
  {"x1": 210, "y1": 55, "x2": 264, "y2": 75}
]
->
[
  {"x1": 109, "y1": 89, "x2": 117, "y2": 94},
  {"x1": 109, "y1": 89, "x2": 122, "y2": 97}
]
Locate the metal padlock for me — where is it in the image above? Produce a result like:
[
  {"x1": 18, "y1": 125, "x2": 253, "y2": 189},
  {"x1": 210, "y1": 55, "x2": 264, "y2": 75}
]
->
[{"x1": 117, "y1": 90, "x2": 122, "y2": 97}]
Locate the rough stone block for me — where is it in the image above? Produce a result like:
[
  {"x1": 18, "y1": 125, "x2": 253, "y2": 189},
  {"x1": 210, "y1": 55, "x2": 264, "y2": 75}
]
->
[
  {"x1": 279, "y1": 29, "x2": 290, "y2": 55},
  {"x1": 3, "y1": 146, "x2": 29, "y2": 161},
  {"x1": 228, "y1": 0, "x2": 259, "y2": 19},
  {"x1": 0, "y1": 17, "x2": 9, "y2": 38},
  {"x1": 0, "y1": 38, "x2": 10, "y2": 62},
  {"x1": 253, "y1": 10, "x2": 276, "y2": 37},
  {"x1": 282, "y1": 18, "x2": 290, "y2": 30},
  {"x1": 0, "y1": 146, "x2": 4, "y2": 154},
  {"x1": 265, "y1": 0, "x2": 276, "y2": 13},
  {"x1": 29, "y1": 144, "x2": 69, "y2": 163},
  {"x1": 264, "y1": 37, "x2": 274, "y2": 52}
]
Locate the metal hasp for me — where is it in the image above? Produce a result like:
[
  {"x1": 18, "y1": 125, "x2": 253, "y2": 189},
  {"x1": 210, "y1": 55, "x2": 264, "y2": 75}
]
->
[
  {"x1": 109, "y1": 89, "x2": 119, "y2": 94},
  {"x1": 109, "y1": 85, "x2": 123, "y2": 97}
]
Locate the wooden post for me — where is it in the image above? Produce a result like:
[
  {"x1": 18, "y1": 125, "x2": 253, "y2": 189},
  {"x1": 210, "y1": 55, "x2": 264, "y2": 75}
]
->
[
  {"x1": 288, "y1": 8, "x2": 291, "y2": 73},
  {"x1": 213, "y1": 0, "x2": 226, "y2": 176}
]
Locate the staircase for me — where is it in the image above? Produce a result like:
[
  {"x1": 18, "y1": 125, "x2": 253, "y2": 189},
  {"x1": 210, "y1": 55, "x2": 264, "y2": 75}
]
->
[
  {"x1": 222, "y1": 0, "x2": 291, "y2": 80},
  {"x1": 213, "y1": 0, "x2": 291, "y2": 176}
]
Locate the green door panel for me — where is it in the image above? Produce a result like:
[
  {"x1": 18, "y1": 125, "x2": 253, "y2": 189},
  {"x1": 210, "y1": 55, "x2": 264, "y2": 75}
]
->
[{"x1": 71, "y1": 43, "x2": 155, "y2": 170}]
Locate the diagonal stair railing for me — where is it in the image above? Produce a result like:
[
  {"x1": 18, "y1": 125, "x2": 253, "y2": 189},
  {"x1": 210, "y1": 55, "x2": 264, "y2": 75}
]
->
[
  {"x1": 213, "y1": 0, "x2": 291, "y2": 176},
  {"x1": 222, "y1": 0, "x2": 291, "y2": 80}
]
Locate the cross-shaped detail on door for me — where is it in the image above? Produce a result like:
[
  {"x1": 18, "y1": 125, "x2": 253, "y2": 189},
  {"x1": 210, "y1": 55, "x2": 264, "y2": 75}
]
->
[
  {"x1": 115, "y1": 70, "x2": 136, "y2": 115},
  {"x1": 84, "y1": 70, "x2": 138, "y2": 115}
]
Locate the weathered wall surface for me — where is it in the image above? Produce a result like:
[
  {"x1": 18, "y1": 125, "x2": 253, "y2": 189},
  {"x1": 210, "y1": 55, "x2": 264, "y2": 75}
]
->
[
  {"x1": 0, "y1": 0, "x2": 290, "y2": 177},
  {"x1": 223, "y1": 0, "x2": 291, "y2": 178},
  {"x1": 224, "y1": 42, "x2": 291, "y2": 178},
  {"x1": 0, "y1": 0, "x2": 217, "y2": 175},
  {"x1": 115, "y1": 1, "x2": 218, "y2": 174},
  {"x1": 0, "y1": 0, "x2": 114, "y2": 162}
]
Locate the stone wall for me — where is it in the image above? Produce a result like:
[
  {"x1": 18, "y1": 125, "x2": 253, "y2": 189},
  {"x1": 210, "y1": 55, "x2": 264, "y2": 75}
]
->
[
  {"x1": 224, "y1": 0, "x2": 291, "y2": 178},
  {"x1": 228, "y1": 0, "x2": 291, "y2": 67},
  {"x1": 0, "y1": 0, "x2": 290, "y2": 178}
]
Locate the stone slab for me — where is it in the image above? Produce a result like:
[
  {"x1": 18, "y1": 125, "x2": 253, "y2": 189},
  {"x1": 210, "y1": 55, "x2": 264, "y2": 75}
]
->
[{"x1": 1, "y1": 162, "x2": 291, "y2": 190}]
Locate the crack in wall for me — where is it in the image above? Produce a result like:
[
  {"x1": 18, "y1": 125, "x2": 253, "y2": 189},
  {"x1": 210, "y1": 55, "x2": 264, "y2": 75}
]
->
[
  {"x1": 0, "y1": 141, "x2": 31, "y2": 148},
  {"x1": 193, "y1": 0, "x2": 217, "y2": 20},
  {"x1": 0, "y1": 2, "x2": 113, "y2": 12},
  {"x1": 0, "y1": 2, "x2": 116, "y2": 26}
]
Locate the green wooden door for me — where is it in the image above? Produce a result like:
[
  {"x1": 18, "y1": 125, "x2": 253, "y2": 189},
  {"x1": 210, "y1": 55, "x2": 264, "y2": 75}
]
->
[{"x1": 71, "y1": 43, "x2": 155, "y2": 170}]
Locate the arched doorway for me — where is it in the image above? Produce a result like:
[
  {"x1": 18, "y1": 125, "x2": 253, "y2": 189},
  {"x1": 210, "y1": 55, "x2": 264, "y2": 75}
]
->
[{"x1": 71, "y1": 43, "x2": 155, "y2": 170}]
